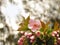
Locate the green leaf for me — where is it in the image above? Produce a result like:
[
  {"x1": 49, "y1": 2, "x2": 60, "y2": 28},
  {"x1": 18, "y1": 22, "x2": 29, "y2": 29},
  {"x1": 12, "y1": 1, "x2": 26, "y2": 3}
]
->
[
  {"x1": 18, "y1": 16, "x2": 30, "y2": 31},
  {"x1": 44, "y1": 22, "x2": 50, "y2": 33},
  {"x1": 40, "y1": 28, "x2": 44, "y2": 32},
  {"x1": 40, "y1": 21, "x2": 50, "y2": 32},
  {"x1": 46, "y1": 28, "x2": 53, "y2": 35}
]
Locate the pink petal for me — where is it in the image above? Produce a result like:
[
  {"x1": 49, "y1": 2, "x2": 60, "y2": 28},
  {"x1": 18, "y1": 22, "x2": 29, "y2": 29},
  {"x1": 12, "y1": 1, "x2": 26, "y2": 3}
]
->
[
  {"x1": 31, "y1": 29, "x2": 37, "y2": 32},
  {"x1": 28, "y1": 24, "x2": 33, "y2": 29},
  {"x1": 29, "y1": 19, "x2": 35, "y2": 23},
  {"x1": 36, "y1": 20, "x2": 41, "y2": 26}
]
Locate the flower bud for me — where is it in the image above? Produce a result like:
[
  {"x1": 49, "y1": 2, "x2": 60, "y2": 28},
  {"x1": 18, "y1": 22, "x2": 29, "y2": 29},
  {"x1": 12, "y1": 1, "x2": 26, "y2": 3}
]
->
[
  {"x1": 30, "y1": 39, "x2": 35, "y2": 43},
  {"x1": 18, "y1": 36, "x2": 24, "y2": 45},
  {"x1": 57, "y1": 38, "x2": 60, "y2": 44},
  {"x1": 52, "y1": 31, "x2": 57, "y2": 37},
  {"x1": 30, "y1": 35, "x2": 35, "y2": 40},
  {"x1": 56, "y1": 34, "x2": 59, "y2": 37},
  {"x1": 53, "y1": 31, "x2": 57, "y2": 35},
  {"x1": 24, "y1": 32, "x2": 28, "y2": 36},
  {"x1": 27, "y1": 33, "x2": 32, "y2": 38},
  {"x1": 20, "y1": 31, "x2": 24, "y2": 35},
  {"x1": 35, "y1": 31, "x2": 40, "y2": 37}
]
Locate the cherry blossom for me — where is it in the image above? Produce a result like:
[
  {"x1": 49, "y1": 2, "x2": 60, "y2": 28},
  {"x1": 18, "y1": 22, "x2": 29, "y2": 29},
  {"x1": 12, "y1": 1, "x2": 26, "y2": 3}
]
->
[{"x1": 28, "y1": 19, "x2": 41, "y2": 32}]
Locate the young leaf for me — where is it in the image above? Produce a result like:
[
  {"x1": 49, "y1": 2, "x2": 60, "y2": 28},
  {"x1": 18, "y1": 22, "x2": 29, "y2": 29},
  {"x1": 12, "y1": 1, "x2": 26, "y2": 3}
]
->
[
  {"x1": 18, "y1": 16, "x2": 30, "y2": 31},
  {"x1": 44, "y1": 22, "x2": 50, "y2": 33},
  {"x1": 40, "y1": 21, "x2": 46, "y2": 30},
  {"x1": 54, "y1": 21, "x2": 59, "y2": 31}
]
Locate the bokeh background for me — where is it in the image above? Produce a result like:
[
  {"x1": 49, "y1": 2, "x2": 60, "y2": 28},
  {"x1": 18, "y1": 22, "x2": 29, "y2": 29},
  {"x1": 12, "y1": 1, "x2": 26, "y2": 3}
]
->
[{"x1": 0, "y1": 0, "x2": 60, "y2": 45}]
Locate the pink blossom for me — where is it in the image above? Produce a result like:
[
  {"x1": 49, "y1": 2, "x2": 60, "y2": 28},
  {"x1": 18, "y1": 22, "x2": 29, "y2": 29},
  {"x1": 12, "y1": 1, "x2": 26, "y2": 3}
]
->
[{"x1": 28, "y1": 19, "x2": 41, "y2": 32}]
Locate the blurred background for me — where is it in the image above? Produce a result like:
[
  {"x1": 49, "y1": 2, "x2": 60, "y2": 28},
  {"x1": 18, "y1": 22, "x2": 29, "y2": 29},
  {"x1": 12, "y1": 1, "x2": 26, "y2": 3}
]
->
[{"x1": 0, "y1": 0, "x2": 60, "y2": 45}]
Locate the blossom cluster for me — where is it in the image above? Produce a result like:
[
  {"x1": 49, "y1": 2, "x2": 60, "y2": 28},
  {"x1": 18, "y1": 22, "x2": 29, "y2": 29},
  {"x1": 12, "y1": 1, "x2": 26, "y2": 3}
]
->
[{"x1": 17, "y1": 16, "x2": 60, "y2": 45}]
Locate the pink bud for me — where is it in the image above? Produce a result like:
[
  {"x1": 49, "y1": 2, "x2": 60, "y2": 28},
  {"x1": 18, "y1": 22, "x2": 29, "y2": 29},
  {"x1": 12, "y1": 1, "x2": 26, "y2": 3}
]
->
[
  {"x1": 20, "y1": 38, "x2": 24, "y2": 42},
  {"x1": 18, "y1": 37, "x2": 24, "y2": 45},
  {"x1": 58, "y1": 38, "x2": 60, "y2": 40},
  {"x1": 18, "y1": 36, "x2": 24, "y2": 45},
  {"x1": 24, "y1": 32, "x2": 28, "y2": 36},
  {"x1": 28, "y1": 33, "x2": 32, "y2": 36},
  {"x1": 57, "y1": 30, "x2": 59, "y2": 33},
  {"x1": 22, "y1": 36, "x2": 25, "y2": 38},
  {"x1": 18, "y1": 40, "x2": 23, "y2": 45},
  {"x1": 20, "y1": 31, "x2": 24, "y2": 34},
  {"x1": 27, "y1": 33, "x2": 32, "y2": 38},
  {"x1": 53, "y1": 31, "x2": 57, "y2": 34},
  {"x1": 57, "y1": 38, "x2": 60, "y2": 44},
  {"x1": 30, "y1": 35, "x2": 35, "y2": 40},
  {"x1": 52, "y1": 33, "x2": 55, "y2": 37},
  {"x1": 18, "y1": 41, "x2": 23, "y2": 45},
  {"x1": 52, "y1": 31, "x2": 57, "y2": 37},
  {"x1": 56, "y1": 34, "x2": 59, "y2": 37},
  {"x1": 30, "y1": 39, "x2": 35, "y2": 43},
  {"x1": 35, "y1": 31, "x2": 40, "y2": 37}
]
